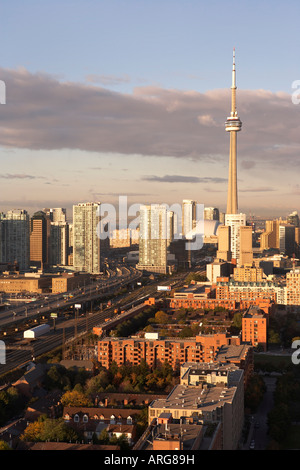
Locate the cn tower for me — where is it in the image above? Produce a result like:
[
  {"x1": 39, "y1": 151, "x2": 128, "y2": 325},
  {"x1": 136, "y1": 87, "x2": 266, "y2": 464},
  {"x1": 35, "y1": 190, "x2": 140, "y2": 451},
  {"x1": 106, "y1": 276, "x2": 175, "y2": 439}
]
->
[{"x1": 225, "y1": 48, "x2": 242, "y2": 214}]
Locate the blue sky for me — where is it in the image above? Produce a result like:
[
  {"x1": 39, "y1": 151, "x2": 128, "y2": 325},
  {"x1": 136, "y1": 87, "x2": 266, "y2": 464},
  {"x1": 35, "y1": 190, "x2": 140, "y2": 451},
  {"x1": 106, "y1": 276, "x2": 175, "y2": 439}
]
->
[
  {"x1": 3, "y1": 0, "x2": 299, "y2": 93},
  {"x1": 1, "y1": 0, "x2": 300, "y2": 218}
]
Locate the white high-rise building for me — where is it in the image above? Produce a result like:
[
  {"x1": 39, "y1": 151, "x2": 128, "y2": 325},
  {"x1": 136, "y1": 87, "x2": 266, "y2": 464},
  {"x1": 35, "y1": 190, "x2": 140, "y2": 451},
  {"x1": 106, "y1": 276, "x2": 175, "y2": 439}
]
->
[
  {"x1": 50, "y1": 208, "x2": 67, "y2": 223},
  {"x1": 137, "y1": 204, "x2": 168, "y2": 274},
  {"x1": 225, "y1": 213, "x2": 246, "y2": 265},
  {"x1": 182, "y1": 200, "x2": 196, "y2": 239},
  {"x1": 73, "y1": 202, "x2": 101, "y2": 274},
  {"x1": 204, "y1": 207, "x2": 220, "y2": 221}
]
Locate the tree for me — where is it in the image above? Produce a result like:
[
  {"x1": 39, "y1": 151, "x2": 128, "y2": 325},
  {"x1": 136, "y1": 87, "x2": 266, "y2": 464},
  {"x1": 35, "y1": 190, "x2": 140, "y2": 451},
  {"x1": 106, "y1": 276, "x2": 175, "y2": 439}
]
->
[
  {"x1": 185, "y1": 273, "x2": 206, "y2": 283},
  {"x1": 0, "y1": 387, "x2": 24, "y2": 426},
  {"x1": 244, "y1": 374, "x2": 266, "y2": 412},
  {"x1": 61, "y1": 390, "x2": 92, "y2": 407},
  {"x1": 154, "y1": 311, "x2": 169, "y2": 324},
  {"x1": 42, "y1": 418, "x2": 80, "y2": 443},
  {"x1": 179, "y1": 327, "x2": 193, "y2": 338},
  {"x1": 268, "y1": 403, "x2": 291, "y2": 443},
  {"x1": 110, "y1": 434, "x2": 130, "y2": 450},
  {"x1": 268, "y1": 328, "x2": 281, "y2": 344},
  {"x1": 85, "y1": 370, "x2": 111, "y2": 396},
  {"x1": 44, "y1": 365, "x2": 73, "y2": 391},
  {"x1": 0, "y1": 440, "x2": 12, "y2": 450},
  {"x1": 21, "y1": 420, "x2": 45, "y2": 442},
  {"x1": 21, "y1": 417, "x2": 80, "y2": 443},
  {"x1": 98, "y1": 428, "x2": 109, "y2": 444},
  {"x1": 232, "y1": 312, "x2": 242, "y2": 330}
]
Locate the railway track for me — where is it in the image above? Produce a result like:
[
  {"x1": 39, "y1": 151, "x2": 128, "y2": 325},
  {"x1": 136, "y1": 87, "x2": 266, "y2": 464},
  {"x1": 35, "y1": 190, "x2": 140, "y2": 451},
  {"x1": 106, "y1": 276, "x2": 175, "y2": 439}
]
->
[{"x1": 0, "y1": 270, "x2": 189, "y2": 376}]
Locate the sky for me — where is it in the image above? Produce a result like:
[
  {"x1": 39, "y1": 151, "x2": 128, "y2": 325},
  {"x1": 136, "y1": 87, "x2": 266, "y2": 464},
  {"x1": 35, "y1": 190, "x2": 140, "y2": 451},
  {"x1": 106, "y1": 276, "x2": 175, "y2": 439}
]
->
[{"x1": 1, "y1": 0, "x2": 300, "y2": 220}]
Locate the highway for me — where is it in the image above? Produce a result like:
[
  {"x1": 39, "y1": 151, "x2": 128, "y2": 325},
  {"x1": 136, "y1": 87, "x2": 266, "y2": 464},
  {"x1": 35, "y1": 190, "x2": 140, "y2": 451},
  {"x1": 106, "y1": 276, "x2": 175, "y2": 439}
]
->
[
  {"x1": 0, "y1": 266, "x2": 141, "y2": 329},
  {"x1": 0, "y1": 269, "x2": 188, "y2": 376}
]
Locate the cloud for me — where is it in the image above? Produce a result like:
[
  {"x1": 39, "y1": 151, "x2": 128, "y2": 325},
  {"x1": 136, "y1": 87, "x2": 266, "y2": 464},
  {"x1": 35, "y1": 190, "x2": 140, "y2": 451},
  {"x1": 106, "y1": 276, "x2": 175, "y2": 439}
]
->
[
  {"x1": 197, "y1": 114, "x2": 218, "y2": 126},
  {"x1": 85, "y1": 74, "x2": 131, "y2": 86},
  {"x1": 142, "y1": 175, "x2": 227, "y2": 183},
  {"x1": 0, "y1": 66, "x2": 300, "y2": 172},
  {"x1": 0, "y1": 173, "x2": 40, "y2": 179},
  {"x1": 241, "y1": 160, "x2": 256, "y2": 170},
  {"x1": 240, "y1": 187, "x2": 275, "y2": 192}
]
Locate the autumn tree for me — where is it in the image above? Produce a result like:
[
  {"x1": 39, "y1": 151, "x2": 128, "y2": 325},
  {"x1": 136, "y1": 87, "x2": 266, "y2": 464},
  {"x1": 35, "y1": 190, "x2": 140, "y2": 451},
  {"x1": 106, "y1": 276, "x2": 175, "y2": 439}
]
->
[
  {"x1": 154, "y1": 310, "x2": 169, "y2": 324},
  {"x1": 85, "y1": 370, "x2": 112, "y2": 396},
  {"x1": 0, "y1": 440, "x2": 12, "y2": 450},
  {"x1": 61, "y1": 390, "x2": 92, "y2": 407},
  {"x1": 20, "y1": 419, "x2": 45, "y2": 442},
  {"x1": 21, "y1": 417, "x2": 80, "y2": 443}
]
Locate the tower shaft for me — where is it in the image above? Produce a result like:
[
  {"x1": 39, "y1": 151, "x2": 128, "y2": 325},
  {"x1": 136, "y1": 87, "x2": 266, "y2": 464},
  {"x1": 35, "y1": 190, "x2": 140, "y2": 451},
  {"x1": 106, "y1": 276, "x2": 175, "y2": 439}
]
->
[
  {"x1": 225, "y1": 48, "x2": 242, "y2": 215},
  {"x1": 227, "y1": 131, "x2": 238, "y2": 214}
]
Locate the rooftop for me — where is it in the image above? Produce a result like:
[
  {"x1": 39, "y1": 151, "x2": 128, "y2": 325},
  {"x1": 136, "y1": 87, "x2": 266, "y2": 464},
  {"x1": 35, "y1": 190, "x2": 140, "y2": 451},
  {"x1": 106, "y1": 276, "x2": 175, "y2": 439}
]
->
[{"x1": 149, "y1": 381, "x2": 238, "y2": 413}]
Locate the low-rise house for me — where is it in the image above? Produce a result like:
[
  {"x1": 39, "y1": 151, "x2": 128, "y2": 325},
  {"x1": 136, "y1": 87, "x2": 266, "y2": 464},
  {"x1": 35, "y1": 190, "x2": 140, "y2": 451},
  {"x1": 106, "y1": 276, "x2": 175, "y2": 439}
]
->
[{"x1": 63, "y1": 406, "x2": 139, "y2": 444}]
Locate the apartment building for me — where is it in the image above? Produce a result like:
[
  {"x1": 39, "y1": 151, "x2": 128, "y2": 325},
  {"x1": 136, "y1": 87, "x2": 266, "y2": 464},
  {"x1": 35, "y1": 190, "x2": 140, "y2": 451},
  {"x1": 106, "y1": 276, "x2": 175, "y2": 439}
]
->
[
  {"x1": 73, "y1": 202, "x2": 101, "y2": 274},
  {"x1": 216, "y1": 276, "x2": 285, "y2": 304},
  {"x1": 242, "y1": 306, "x2": 268, "y2": 351},
  {"x1": 0, "y1": 209, "x2": 30, "y2": 271},
  {"x1": 97, "y1": 333, "x2": 253, "y2": 384},
  {"x1": 232, "y1": 265, "x2": 265, "y2": 283},
  {"x1": 148, "y1": 362, "x2": 244, "y2": 450},
  {"x1": 137, "y1": 204, "x2": 168, "y2": 274},
  {"x1": 169, "y1": 283, "x2": 236, "y2": 310},
  {"x1": 286, "y1": 269, "x2": 300, "y2": 310},
  {"x1": 49, "y1": 222, "x2": 69, "y2": 266}
]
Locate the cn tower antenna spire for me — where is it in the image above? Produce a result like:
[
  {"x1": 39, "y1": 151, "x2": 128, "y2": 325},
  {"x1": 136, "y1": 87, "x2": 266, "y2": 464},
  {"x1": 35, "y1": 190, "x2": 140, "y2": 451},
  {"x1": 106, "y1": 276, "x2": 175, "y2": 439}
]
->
[
  {"x1": 225, "y1": 48, "x2": 242, "y2": 215},
  {"x1": 231, "y1": 47, "x2": 237, "y2": 116}
]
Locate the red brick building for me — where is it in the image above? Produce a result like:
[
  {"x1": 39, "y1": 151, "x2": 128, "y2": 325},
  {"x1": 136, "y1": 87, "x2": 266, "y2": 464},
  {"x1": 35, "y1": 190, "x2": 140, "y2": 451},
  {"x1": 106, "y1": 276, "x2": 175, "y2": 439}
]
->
[
  {"x1": 97, "y1": 333, "x2": 253, "y2": 385},
  {"x1": 242, "y1": 306, "x2": 268, "y2": 351}
]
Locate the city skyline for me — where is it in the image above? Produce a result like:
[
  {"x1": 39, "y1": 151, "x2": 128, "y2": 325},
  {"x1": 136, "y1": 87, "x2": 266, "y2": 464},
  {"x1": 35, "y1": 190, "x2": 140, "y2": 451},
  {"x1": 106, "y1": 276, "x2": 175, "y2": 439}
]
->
[{"x1": 1, "y1": 1, "x2": 300, "y2": 218}]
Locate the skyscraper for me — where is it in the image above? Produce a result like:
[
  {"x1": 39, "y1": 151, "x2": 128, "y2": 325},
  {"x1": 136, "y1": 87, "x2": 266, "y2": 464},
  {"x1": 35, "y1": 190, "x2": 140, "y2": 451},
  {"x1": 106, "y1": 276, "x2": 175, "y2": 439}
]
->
[
  {"x1": 216, "y1": 225, "x2": 231, "y2": 262},
  {"x1": 225, "y1": 48, "x2": 242, "y2": 215},
  {"x1": 30, "y1": 211, "x2": 48, "y2": 269},
  {"x1": 137, "y1": 204, "x2": 168, "y2": 274},
  {"x1": 182, "y1": 200, "x2": 196, "y2": 239},
  {"x1": 239, "y1": 225, "x2": 253, "y2": 266},
  {"x1": 260, "y1": 220, "x2": 279, "y2": 251},
  {"x1": 204, "y1": 207, "x2": 220, "y2": 221},
  {"x1": 50, "y1": 208, "x2": 67, "y2": 224},
  {"x1": 279, "y1": 224, "x2": 295, "y2": 257},
  {"x1": 49, "y1": 222, "x2": 69, "y2": 266},
  {"x1": 287, "y1": 211, "x2": 300, "y2": 227},
  {"x1": 73, "y1": 202, "x2": 101, "y2": 274},
  {"x1": 0, "y1": 209, "x2": 30, "y2": 271}
]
